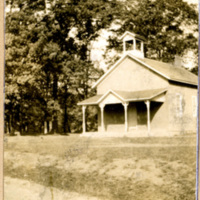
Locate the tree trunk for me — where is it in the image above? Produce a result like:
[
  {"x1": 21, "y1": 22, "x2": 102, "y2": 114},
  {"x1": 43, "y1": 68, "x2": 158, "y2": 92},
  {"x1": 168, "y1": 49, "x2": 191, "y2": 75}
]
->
[
  {"x1": 49, "y1": 120, "x2": 52, "y2": 133},
  {"x1": 53, "y1": 74, "x2": 58, "y2": 100},
  {"x1": 52, "y1": 114, "x2": 58, "y2": 133},
  {"x1": 52, "y1": 74, "x2": 58, "y2": 133},
  {"x1": 10, "y1": 112, "x2": 15, "y2": 136},
  {"x1": 63, "y1": 103, "x2": 70, "y2": 134},
  {"x1": 63, "y1": 87, "x2": 70, "y2": 134},
  {"x1": 44, "y1": 121, "x2": 48, "y2": 134}
]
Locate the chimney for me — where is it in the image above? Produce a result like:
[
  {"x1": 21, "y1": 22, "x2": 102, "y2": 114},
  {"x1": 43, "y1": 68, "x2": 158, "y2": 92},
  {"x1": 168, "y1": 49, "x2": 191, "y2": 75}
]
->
[
  {"x1": 174, "y1": 55, "x2": 182, "y2": 67},
  {"x1": 120, "y1": 31, "x2": 145, "y2": 58}
]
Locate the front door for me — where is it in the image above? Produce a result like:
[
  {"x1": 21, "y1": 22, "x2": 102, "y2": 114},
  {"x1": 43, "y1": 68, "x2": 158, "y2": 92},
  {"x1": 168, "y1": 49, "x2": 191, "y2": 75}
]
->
[
  {"x1": 136, "y1": 102, "x2": 147, "y2": 127},
  {"x1": 128, "y1": 102, "x2": 137, "y2": 128}
]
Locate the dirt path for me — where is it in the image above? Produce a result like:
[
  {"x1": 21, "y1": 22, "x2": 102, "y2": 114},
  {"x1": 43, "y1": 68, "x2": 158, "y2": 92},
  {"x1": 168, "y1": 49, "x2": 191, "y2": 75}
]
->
[{"x1": 4, "y1": 176, "x2": 101, "y2": 200}]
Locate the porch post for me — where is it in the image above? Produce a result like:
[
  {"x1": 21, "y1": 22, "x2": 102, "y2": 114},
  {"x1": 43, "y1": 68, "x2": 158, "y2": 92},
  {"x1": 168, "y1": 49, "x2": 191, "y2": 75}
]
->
[
  {"x1": 100, "y1": 104, "x2": 105, "y2": 132},
  {"x1": 141, "y1": 42, "x2": 144, "y2": 52},
  {"x1": 82, "y1": 105, "x2": 86, "y2": 133},
  {"x1": 133, "y1": 39, "x2": 136, "y2": 50},
  {"x1": 145, "y1": 100, "x2": 150, "y2": 135},
  {"x1": 123, "y1": 103, "x2": 129, "y2": 132}
]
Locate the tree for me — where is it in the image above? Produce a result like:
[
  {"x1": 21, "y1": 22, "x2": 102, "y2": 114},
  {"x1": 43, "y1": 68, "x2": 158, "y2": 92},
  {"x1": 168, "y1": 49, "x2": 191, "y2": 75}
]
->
[
  {"x1": 5, "y1": 0, "x2": 120, "y2": 134},
  {"x1": 106, "y1": 0, "x2": 198, "y2": 66},
  {"x1": 5, "y1": 0, "x2": 47, "y2": 134}
]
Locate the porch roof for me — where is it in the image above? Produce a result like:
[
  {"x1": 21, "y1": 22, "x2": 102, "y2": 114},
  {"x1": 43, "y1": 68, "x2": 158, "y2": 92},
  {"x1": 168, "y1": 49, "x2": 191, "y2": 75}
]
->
[{"x1": 78, "y1": 88, "x2": 167, "y2": 106}]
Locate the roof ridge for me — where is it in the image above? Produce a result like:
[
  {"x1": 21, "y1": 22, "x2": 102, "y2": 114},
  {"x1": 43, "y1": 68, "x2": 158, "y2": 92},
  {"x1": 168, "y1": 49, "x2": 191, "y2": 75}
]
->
[
  {"x1": 142, "y1": 57, "x2": 173, "y2": 65},
  {"x1": 92, "y1": 54, "x2": 198, "y2": 88}
]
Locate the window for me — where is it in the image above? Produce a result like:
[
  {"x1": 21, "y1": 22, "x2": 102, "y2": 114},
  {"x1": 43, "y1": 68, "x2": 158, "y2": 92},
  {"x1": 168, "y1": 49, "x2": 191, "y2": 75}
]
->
[
  {"x1": 175, "y1": 93, "x2": 183, "y2": 117},
  {"x1": 136, "y1": 39, "x2": 141, "y2": 50},
  {"x1": 192, "y1": 96, "x2": 197, "y2": 117},
  {"x1": 125, "y1": 40, "x2": 133, "y2": 51}
]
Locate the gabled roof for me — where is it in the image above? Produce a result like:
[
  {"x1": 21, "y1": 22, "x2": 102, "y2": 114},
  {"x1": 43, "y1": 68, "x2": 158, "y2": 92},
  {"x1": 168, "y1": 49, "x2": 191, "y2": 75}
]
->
[
  {"x1": 77, "y1": 88, "x2": 167, "y2": 106},
  {"x1": 92, "y1": 54, "x2": 198, "y2": 88},
  {"x1": 77, "y1": 95, "x2": 102, "y2": 105},
  {"x1": 119, "y1": 31, "x2": 146, "y2": 41},
  {"x1": 137, "y1": 57, "x2": 198, "y2": 86}
]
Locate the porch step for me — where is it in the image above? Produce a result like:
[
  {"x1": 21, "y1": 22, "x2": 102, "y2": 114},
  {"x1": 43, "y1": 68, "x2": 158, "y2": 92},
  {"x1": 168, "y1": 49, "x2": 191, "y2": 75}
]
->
[
  {"x1": 80, "y1": 130, "x2": 171, "y2": 138},
  {"x1": 80, "y1": 131, "x2": 149, "y2": 138}
]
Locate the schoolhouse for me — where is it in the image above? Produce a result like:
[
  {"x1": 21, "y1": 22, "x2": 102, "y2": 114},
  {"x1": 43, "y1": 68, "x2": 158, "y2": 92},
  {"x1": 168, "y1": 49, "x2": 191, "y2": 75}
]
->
[{"x1": 78, "y1": 31, "x2": 198, "y2": 137}]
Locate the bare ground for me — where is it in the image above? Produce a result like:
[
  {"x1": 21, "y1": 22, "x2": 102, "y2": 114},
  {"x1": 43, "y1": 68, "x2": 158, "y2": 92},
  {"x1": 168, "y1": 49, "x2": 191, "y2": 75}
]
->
[
  {"x1": 4, "y1": 134, "x2": 197, "y2": 200},
  {"x1": 4, "y1": 176, "x2": 101, "y2": 200}
]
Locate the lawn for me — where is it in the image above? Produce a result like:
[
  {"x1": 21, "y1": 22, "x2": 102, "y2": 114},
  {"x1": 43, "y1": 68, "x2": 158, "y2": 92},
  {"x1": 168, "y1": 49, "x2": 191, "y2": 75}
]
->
[{"x1": 4, "y1": 134, "x2": 197, "y2": 200}]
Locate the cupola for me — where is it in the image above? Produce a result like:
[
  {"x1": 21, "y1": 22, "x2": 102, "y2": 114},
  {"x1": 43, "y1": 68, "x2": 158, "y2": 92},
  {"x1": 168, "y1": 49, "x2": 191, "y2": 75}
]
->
[{"x1": 120, "y1": 31, "x2": 145, "y2": 58}]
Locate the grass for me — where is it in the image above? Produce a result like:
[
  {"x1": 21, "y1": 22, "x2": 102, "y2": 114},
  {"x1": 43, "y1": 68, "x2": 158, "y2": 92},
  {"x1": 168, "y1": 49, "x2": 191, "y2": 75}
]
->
[{"x1": 4, "y1": 134, "x2": 197, "y2": 200}]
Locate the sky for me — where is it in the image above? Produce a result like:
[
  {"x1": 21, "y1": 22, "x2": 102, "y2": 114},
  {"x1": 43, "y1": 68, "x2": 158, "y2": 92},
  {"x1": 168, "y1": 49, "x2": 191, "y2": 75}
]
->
[{"x1": 185, "y1": 0, "x2": 198, "y2": 4}]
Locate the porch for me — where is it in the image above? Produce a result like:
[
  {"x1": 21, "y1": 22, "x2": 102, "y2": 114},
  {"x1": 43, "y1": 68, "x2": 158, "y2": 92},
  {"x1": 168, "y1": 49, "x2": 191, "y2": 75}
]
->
[{"x1": 78, "y1": 88, "x2": 167, "y2": 136}]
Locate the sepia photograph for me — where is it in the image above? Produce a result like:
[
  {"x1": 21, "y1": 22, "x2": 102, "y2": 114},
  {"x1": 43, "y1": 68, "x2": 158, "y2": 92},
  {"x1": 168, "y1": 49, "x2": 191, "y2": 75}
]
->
[{"x1": 3, "y1": 0, "x2": 199, "y2": 199}]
